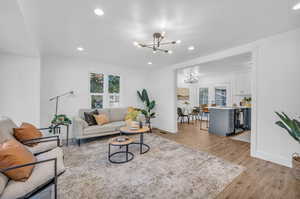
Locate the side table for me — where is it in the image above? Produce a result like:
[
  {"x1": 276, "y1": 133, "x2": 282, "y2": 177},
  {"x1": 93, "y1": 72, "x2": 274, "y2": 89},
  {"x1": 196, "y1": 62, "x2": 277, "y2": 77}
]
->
[
  {"x1": 108, "y1": 136, "x2": 134, "y2": 164},
  {"x1": 51, "y1": 123, "x2": 70, "y2": 146}
]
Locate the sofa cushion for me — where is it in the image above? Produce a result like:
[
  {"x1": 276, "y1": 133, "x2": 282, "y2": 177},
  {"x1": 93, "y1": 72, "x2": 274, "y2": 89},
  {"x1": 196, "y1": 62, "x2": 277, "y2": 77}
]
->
[
  {"x1": 78, "y1": 109, "x2": 94, "y2": 120},
  {"x1": 84, "y1": 110, "x2": 99, "y2": 126},
  {"x1": 0, "y1": 139, "x2": 36, "y2": 182},
  {"x1": 0, "y1": 173, "x2": 8, "y2": 196},
  {"x1": 13, "y1": 123, "x2": 42, "y2": 147},
  {"x1": 0, "y1": 117, "x2": 17, "y2": 144},
  {"x1": 83, "y1": 123, "x2": 116, "y2": 135},
  {"x1": 94, "y1": 114, "x2": 109, "y2": 125},
  {"x1": 98, "y1": 108, "x2": 110, "y2": 119},
  {"x1": 0, "y1": 147, "x2": 65, "y2": 199},
  {"x1": 110, "y1": 121, "x2": 126, "y2": 130},
  {"x1": 26, "y1": 141, "x2": 58, "y2": 155},
  {"x1": 109, "y1": 108, "x2": 128, "y2": 122}
]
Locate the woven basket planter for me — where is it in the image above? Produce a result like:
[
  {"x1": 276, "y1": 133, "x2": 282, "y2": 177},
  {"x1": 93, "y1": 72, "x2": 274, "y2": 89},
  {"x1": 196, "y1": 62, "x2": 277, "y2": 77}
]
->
[{"x1": 292, "y1": 153, "x2": 300, "y2": 180}]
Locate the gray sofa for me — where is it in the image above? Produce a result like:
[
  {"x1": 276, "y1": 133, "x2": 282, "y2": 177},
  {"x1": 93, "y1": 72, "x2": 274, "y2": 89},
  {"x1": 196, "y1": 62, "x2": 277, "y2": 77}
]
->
[{"x1": 73, "y1": 107, "x2": 128, "y2": 145}]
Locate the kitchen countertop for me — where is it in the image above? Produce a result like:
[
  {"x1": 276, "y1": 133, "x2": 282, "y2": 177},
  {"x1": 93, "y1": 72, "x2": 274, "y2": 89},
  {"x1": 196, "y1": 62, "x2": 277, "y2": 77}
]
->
[{"x1": 208, "y1": 106, "x2": 251, "y2": 110}]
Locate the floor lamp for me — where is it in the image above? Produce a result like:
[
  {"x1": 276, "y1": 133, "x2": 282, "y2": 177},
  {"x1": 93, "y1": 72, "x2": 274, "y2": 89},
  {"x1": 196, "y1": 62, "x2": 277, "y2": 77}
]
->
[{"x1": 49, "y1": 91, "x2": 74, "y2": 116}]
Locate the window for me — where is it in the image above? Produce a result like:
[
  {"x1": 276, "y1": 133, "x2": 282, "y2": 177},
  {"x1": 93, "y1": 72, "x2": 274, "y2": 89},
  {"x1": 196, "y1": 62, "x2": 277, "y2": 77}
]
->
[
  {"x1": 90, "y1": 73, "x2": 104, "y2": 109},
  {"x1": 215, "y1": 88, "x2": 227, "y2": 106},
  {"x1": 108, "y1": 75, "x2": 120, "y2": 107},
  {"x1": 199, "y1": 88, "x2": 209, "y2": 105},
  {"x1": 90, "y1": 73, "x2": 121, "y2": 109}
]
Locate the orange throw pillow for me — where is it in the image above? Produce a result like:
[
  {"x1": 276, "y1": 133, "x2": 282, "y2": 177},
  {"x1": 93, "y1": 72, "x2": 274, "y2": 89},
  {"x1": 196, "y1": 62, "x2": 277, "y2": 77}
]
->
[
  {"x1": 13, "y1": 123, "x2": 42, "y2": 147},
  {"x1": 0, "y1": 139, "x2": 36, "y2": 181},
  {"x1": 94, "y1": 114, "x2": 109, "y2": 125}
]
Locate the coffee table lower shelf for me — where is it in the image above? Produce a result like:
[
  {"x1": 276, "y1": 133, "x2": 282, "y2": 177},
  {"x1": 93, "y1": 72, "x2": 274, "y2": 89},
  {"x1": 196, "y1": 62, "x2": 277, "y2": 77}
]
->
[{"x1": 108, "y1": 137, "x2": 134, "y2": 164}]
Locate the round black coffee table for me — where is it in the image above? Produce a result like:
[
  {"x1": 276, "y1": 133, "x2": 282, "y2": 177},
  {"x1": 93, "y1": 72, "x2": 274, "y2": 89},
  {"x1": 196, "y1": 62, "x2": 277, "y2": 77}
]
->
[
  {"x1": 120, "y1": 127, "x2": 150, "y2": 154},
  {"x1": 108, "y1": 136, "x2": 134, "y2": 164}
]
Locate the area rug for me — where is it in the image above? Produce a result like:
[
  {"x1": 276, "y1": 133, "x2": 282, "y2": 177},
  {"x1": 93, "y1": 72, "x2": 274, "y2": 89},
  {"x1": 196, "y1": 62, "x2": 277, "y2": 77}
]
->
[
  {"x1": 57, "y1": 134, "x2": 245, "y2": 199},
  {"x1": 230, "y1": 131, "x2": 251, "y2": 143}
]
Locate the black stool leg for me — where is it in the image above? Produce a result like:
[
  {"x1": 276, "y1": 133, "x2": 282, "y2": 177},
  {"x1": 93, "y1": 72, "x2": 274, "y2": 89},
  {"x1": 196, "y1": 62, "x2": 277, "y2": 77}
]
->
[
  {"x1": 108, "y1": 144, "x2": 111, "y2": 159},
  {"x1": 140, "y1": 133, "x2": 144, "y2": 154},
  {"x1": 126, "y1": 145, "x2": 128, "y2": 161}
]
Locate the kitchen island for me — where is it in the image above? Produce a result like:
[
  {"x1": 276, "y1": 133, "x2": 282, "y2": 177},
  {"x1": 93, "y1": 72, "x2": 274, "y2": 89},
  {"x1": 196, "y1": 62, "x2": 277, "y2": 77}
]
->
[{"x1": 208, "y1": 107, "x2": 251, "y2": 136}]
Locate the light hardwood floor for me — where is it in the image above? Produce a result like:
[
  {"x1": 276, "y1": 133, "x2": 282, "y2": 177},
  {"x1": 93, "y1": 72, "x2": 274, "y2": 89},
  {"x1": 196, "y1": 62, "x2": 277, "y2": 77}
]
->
[{"x1": 154, "y1": 120, "x2": 300, "y2": 199}]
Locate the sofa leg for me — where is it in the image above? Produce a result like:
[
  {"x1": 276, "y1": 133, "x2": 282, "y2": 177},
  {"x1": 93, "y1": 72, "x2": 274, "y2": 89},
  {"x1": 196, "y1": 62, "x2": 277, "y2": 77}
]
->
[{"x1": 77, "y1": 139, "x2": 81, "y2": 147}]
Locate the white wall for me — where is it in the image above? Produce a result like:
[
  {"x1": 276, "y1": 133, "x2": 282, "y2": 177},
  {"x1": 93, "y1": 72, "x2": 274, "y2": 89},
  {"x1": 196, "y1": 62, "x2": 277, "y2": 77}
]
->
[
  {"x1": 0, "y1": 53, "x2": 40, "y2": 126},
  {"x1": 255, "y1": 29, "x2": 300, "y2": 167},
  {"x1": 147, "y1": 67, "x2": 177, "y2": 133},
  {"x1": 40, "y1": 56, "x2": 148, "y2": 137},
  {"x1": 149, "y1": 28, "x2": 300, "y2": 167},
  {"x1": 177, "y1": 69, "x2": 252, "y2": 107}
]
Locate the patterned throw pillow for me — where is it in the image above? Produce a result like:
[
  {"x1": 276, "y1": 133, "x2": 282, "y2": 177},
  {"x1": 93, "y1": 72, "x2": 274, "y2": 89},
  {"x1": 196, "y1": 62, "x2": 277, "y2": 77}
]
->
[
  {"x1": 125, "y1": 107, "x2": 141, "y2": 121},
  {"x1": 84, "y1": 110, "x2": 99, "y2": 126},
  {"x1": 94, "y1": 114, "x2": 109, "y2": 125}
]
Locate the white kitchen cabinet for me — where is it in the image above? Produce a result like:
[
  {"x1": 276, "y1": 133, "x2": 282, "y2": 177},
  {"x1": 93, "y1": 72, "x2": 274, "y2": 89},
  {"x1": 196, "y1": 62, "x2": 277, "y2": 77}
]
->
[{"x1": 235, "y1": 72, "x2": 251, "y2": 96}]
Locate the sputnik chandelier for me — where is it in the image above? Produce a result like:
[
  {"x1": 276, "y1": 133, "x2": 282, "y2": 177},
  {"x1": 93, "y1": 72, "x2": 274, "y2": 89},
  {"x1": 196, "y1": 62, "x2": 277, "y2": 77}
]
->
[{"x1": 133, "y1": 32, "x2": 181, "y2": 54}]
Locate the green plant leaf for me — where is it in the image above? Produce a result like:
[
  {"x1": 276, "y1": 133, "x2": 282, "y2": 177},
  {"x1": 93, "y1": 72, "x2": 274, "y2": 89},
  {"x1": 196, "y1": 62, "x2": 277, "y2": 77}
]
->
[
  {"x1": 137, "y1": 91, "x2": 144, "y2": 102},
  {"x1": 141, "y1": 109, "x2": 148, "y2": 117},
  {"x1": 275, "y1": 112, "x2": 300, "y2": 142},
  {"x1": 149, "y1": 100, "x2": 156, "y2": 110},
  {"x1": 142, "y1": 89, "x2": 150, "y2": 106}
]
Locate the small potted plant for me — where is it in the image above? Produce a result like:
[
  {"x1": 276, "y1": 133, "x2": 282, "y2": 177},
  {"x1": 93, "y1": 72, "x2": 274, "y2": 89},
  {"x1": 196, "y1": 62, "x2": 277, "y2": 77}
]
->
[
  {"x1": 275, "y1": 112, "x2": 300, "y2": 180},
  {"x1": 49, "y1": 114, "x2": 72, "y2": 134}
]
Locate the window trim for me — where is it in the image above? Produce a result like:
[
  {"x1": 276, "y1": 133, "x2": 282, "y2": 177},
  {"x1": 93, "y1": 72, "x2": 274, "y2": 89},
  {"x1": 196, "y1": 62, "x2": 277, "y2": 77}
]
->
[{"x1": 89, "y1": 71, "x2": 121, "y2": 109}]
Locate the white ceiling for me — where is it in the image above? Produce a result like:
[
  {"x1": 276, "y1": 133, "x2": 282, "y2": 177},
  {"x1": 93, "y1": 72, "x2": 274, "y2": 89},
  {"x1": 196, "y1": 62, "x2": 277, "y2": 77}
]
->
[
  {"x1": 178, "y1": 52, "x2": 252, "y2": 77},
  {"x1": 0, "y1": 0, "x2": 38, "y2": 56},
  {"x1": 1, "y1": 0, "x2": 300, "y2": 67}
]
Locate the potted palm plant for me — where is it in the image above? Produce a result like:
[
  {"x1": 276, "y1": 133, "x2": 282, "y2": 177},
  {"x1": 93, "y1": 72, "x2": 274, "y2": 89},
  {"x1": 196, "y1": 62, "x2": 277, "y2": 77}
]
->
[
  {"x1": 137, "y1": 89, "x2": 156, "y2": 130},
  {"x1": 275, "y1": 112, "x2": 300, "y2": 180}
]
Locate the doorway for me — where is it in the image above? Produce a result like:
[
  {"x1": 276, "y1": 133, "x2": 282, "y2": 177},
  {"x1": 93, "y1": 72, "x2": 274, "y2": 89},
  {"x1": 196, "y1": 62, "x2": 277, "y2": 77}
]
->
[{"x1": 176, "y1": 52, "x2": 254, "y2": 143}]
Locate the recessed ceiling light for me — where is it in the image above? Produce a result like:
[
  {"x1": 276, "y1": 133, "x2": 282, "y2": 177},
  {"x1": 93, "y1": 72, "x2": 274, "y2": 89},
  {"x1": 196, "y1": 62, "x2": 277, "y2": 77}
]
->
[
  {"x1": 188, "y1": 46, "x2": 195, "y2": 51},
  {"x1": 77, "y1": 46, "x2": 84, "y2": 51},
  {"x1": 148, "y1": 62, "x2": 152, "y2": 65},
  {"x1": 176, "y1": 40, "x2": 182, "y2": 44},
  {"x1": 168, "y1": 50, "x2": 173, "y2": 54},
  {"x1": 293, "y1": 2, "x2": 300, "y2": 10},
  {"x1": 94, "y1": 8, "x2": 104, "y2": 16}
]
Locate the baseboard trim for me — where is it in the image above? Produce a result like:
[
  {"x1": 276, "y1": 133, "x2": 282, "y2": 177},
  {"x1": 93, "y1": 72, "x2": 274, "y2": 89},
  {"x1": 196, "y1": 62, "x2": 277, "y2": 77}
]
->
[
  {"x1": 153, "y1": 128, "x2": 174, "y2": 134},
  {"x1": 253, "y1": 150, "x2": 291, "y2": 168}
]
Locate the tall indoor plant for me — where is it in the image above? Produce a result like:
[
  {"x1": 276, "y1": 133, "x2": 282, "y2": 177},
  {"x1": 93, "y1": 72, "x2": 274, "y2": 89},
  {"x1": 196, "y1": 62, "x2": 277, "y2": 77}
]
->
[
  {"x1": 275, "y1": 112, "x2": 300, "y2": 180},
  {"x1": 137, "y1": 89, "x2": 156, "y2": 125}
]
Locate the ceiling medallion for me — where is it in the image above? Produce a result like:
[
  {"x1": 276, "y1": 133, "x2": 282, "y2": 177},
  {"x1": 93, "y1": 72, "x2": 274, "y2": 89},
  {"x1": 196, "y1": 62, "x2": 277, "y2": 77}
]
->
[
  {"x1": 134, "y1": 32, "x2": 180, "y2": 54},
  {"x1": 184, "y1": 72, "x2": 199, "y2": 84}
]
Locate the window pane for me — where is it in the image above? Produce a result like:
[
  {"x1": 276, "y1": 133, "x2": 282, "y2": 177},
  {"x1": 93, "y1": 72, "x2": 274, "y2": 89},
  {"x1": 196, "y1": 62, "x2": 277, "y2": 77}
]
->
[
  {"x1": 199, "y1": 88, "x2": 208, "y2": 105},
  {"x1": 90, "y1": 73, "x2": 104, "y2": 93},
  {"x1": 91, "y1": 95, "x2": 103, "y2": 109},
  {"x1": 108, "y1": 75, "x2": 120, "y2": 93},
  {"x1": 215, "y1": 88, "x2": 226, "y2": 106},
  {"x1": 109, "y1": 94, "x2": 120, "y2": 107}
]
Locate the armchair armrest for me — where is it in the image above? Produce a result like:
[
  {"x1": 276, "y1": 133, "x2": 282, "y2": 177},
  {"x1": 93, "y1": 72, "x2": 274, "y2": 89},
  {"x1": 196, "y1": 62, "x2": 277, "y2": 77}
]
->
[
  {"x1": 0, "y1": 158, "x2": 57, "y2": 173},
  {"x1": 21, "y1": 136, "x2": 60, "y2": 147},
  {"x1": 0, "y1": 158, "x2": 59, "y2": 199}
]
